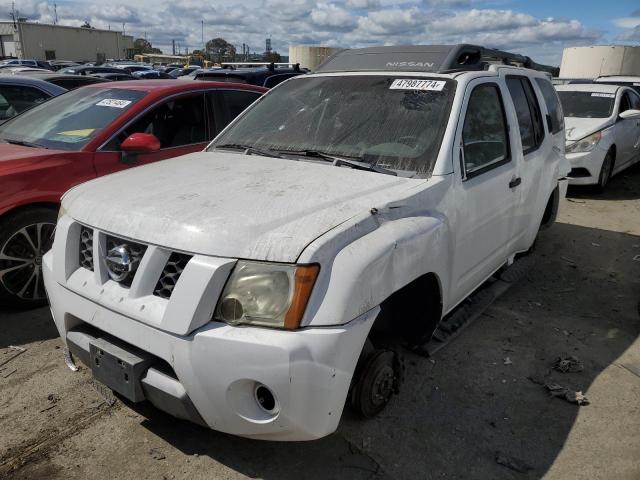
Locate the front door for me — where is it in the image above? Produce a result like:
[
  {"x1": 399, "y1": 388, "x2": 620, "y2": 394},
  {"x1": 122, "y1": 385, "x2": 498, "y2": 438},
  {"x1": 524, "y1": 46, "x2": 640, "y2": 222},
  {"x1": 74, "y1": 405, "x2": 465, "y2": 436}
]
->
[
  {"x1": 450, "y1": 79, "x2": 520, "y2": 306},
  {"x1": 93, "y1": 93, "x2": 210, "y2": 176}
]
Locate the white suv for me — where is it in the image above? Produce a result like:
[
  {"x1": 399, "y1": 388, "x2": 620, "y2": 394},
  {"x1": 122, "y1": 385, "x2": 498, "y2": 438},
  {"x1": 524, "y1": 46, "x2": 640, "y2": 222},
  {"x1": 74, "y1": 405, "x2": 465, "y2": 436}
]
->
[{"x1": 44, "y1": 45, "x2": 569, "y2": 441}]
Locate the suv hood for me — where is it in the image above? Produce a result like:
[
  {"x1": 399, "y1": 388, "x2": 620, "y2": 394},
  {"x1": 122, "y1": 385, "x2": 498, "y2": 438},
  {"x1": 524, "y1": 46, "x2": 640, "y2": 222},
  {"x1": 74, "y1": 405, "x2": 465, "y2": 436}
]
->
[
  {"x1": 64, "y1": 152, "x2": 423, "y2": 262},
  {"x1": 564, "y1": 117, "x2": 612, "y2": 142}
]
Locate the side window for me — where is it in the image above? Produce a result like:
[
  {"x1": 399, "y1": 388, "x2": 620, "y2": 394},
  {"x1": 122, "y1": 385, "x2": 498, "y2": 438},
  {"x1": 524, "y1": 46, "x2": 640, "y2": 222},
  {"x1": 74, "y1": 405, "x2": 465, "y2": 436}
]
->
[
  {"x1": 619, "y1": 92, "x2": 632, "y2": 113},
  {"x1": 0, "y1": 85, "x2": 50, "y2": 120},
  {"x1": 629, "y1": 91, "x2": 640, "y2": 110},
  {"x1": 462, "y1": 84, "x2": 510, "y2": 178},
  {"x1": 506, "y1": 76, "x2": 545, "y2": 154},
  {"x1": 220, "y1": 90, "x2": 261, "y2": 127},
  {"x1": 535, "y1": 78, "x2": 564, "y2": 134},
  {"x1": 104, "y1": 94, "x2": 207, "y2": 150}
]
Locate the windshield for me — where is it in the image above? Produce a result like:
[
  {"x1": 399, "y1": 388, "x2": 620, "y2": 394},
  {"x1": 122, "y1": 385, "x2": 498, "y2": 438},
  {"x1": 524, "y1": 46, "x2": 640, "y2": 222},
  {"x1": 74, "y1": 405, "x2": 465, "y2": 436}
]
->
[
  {"x1": 0, "y1": 88, "x2": 146, "y2": 151},
  {"x1": 558, "y1": 91, "x2": 615, "y2": 118},
  {"x1": 209, "y1": 75, "x2": 456, "y2": 176}
]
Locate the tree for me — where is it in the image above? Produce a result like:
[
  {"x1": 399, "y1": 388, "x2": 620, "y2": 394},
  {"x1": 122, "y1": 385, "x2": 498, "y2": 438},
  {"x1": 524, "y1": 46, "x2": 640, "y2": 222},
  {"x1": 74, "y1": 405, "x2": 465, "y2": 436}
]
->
[
  {"x1": 81, "y1": 20, "x2": 93, "y2": 28},
  {"x1": 133, "y1": 38, "x2": 162, "y2": 55},
  {"x1": 205, "y1": 38, "x2": 236, "y2": 63},
  {"x1": 264, "y1": 51, "x2": 281, "y2": 63}
]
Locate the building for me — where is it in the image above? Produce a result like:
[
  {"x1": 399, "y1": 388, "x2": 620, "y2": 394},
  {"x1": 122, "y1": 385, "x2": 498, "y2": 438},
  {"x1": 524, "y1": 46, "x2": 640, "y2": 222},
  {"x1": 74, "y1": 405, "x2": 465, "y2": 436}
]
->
[
  {"x1": 0, "y1": 21, "x2": 134, "y2": 62},
  {"x1": 560, "y1": 45, "x2": 640, "y2": 78},
  {"x1": 289, "y1": 45, "x2": 339, "y2": 70}
]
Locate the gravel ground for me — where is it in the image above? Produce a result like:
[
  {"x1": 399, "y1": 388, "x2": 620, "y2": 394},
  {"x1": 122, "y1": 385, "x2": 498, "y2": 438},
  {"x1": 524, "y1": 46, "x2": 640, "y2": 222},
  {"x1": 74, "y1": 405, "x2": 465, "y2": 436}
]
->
[{"x1": 1, "y1": 164, "x2": 639, "y2": 480}]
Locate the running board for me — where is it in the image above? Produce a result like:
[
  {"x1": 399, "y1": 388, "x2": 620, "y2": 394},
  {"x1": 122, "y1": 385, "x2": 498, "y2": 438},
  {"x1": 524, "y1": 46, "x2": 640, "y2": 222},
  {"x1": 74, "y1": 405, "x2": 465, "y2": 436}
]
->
[{"x1": 413, "y1": 255, "x2": 535, "y2": 357}]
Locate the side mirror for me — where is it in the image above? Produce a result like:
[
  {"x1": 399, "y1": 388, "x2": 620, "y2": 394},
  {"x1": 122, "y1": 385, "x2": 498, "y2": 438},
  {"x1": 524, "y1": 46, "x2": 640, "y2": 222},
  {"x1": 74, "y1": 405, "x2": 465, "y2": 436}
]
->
[
  {"x1": 121, "y1": 133, "x2": 161, "y2": 153},
  {"x1": 619, "y1": 109, "x2": 640, "y2": 120}
]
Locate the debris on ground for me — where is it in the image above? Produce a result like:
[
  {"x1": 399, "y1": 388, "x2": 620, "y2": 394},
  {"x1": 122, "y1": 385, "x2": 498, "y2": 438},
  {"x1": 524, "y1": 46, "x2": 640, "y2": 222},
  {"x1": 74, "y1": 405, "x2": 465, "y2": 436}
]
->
[
  {"x1": 553, "y1": 355, "x2": 584, "y2": 373},
  {"x1": 503, "y1": 357, "x2": 513, "y2": 365},
  {"x1": 529, "y1": 376, "x2": 590, "y2": 406},
  {"x1": 566, "y1": 198, "x2": 586, "y2": 204},
  {"x1": 0, "y1": 345, "x2": 28, "y2": 368},
  {"x1": 149, "y1": 448, "x2": 167, "y2": 460},
  {"x1": 495, "y1": 451, "x2": 533, "y2": 473}
]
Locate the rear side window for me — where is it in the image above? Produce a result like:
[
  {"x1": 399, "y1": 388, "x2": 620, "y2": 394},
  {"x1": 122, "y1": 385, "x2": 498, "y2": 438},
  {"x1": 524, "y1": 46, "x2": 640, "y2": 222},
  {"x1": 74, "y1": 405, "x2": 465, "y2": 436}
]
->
[
  {"x1": 535, "y1": 78, "x2": 564, "y2": 134},
  {"x1": 462, "y1": 83, "x2": 510, "y2": 178},
  {"x1": 0, "y1": 85, "x2": 50, "y2": 120},
  {"x1": 220, "y1": 90, "x2": 261, "y2": 125},
  {"x1": 629, "y1": 90, "x2": 640, "y2": 110},
  {"x1": 506, "y1": 76, "x2": 544, "y2": 154}
]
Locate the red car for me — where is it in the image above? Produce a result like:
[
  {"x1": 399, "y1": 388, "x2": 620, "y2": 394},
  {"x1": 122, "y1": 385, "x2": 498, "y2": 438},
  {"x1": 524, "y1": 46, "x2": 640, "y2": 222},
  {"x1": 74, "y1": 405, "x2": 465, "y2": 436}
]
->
[{"x1": 0, "y1": 80, "x2": 266, "y2": 308}]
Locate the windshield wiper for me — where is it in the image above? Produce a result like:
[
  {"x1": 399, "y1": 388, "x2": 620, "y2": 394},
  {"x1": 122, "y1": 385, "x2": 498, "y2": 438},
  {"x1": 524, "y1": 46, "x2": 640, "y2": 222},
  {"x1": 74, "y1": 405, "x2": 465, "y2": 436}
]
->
[
  {"x1": 215, "y1": 143, "x2": 282, "y2": 158},
  {"x1": 277, "y1": 149, "x2": 397, "y2": 176},
  {"x1": 2, "y1": 138, "x2": 47, "y2": 149}
]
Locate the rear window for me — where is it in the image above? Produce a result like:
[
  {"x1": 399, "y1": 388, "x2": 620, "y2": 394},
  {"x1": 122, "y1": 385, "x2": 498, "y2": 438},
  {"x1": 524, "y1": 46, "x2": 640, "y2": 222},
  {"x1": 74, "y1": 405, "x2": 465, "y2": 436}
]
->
[
  {"x1": 535, "y1": 78, "x2": 564, "y2": 134},
  {"x1": 557, "y1": 91, "x2": 615, "y2": 118}
]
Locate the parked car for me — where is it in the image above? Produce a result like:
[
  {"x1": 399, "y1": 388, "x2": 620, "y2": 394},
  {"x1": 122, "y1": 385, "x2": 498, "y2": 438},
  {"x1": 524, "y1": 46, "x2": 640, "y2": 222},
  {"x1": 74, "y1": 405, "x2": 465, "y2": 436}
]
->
[
  {"x1": 14, "y1": 72, "x2": 110, "y2": 90},
  {"x1": 49, "y1": 61, "x2": 81, "y2": 71},
  {"x1": 0, "y1": 59, "x2": 38, "y2": 68},
  {"x1": 556, "y1": 83, "x2": 640, "y2": 191},
  {"x1": 44, "y1": 45, "x2": 569, "y2": 441},
  {"x1": 59, "y1": 66, "x2": 125, "y2": 76},
  {"x1": 0, "y1": 75, "x2": 66, "y2": 122},
  {"x1": 169, "y1": 66, "x2": 200, "y2": 78},
  {"x1": 194, "y1": 64, "x2": 306, "y2": 88},
  {"x1": 0, "y1": 80, "x2": 266, "y2": 307},
  {"x1": 132, "y1": 70, "x2": 174, "y2": 80},
  {"x1": 594, "y1": 76, "x2": 640, "y2": 95},
  {"x1": 91, "y1": 72, "x2": 138, "y2": 82},
  {"x1": 1, "y1": 67, "x2": 52, "y2": 74},
  {"x1": 121, "y1": 65, "x2": 153, "y2": 74}
]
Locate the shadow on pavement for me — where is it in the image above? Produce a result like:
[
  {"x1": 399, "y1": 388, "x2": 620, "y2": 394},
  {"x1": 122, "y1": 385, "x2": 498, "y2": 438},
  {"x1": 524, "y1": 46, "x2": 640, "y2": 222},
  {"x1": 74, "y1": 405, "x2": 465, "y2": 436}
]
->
[
  {"x1": 130, "y1": 219, "x2": 640, "y2": 479},
  {"x1": 568, "y1": 161, "x2": 640, "y2": 201},
  {"x1": 0, "y1": 306, "x2": 57, "y2": 349}
]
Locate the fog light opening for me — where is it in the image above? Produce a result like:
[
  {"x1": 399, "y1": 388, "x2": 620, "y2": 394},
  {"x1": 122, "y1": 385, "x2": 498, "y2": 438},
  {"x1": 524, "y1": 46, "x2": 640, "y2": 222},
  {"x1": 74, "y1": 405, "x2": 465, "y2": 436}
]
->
[{"x1": 254, "y1": 384, "x2": 278, "y2": 414}]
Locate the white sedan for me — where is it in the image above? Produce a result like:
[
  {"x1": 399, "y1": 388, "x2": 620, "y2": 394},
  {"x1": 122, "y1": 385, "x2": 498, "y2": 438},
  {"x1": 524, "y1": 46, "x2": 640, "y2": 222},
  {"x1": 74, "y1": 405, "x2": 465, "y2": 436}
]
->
[{"x1": 556, "y1": 83, "x2": 640, "y2": 191}]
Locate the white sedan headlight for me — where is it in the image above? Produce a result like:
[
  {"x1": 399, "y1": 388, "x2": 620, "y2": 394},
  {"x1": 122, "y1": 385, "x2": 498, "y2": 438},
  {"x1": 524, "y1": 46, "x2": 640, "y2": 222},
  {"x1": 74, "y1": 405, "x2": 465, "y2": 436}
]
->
[
  {"x1": 566, "y1": 131, "x2": 602, "y2": 153},
  {"x1": 215, "y1": 261, "x2": 319, "y2": 330}
]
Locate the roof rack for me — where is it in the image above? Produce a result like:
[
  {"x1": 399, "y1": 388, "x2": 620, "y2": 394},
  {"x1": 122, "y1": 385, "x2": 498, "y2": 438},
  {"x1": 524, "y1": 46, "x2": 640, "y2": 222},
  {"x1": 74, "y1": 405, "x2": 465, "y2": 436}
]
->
[
  {"x1": 314, "y1": 44, "x2": 548, "y2": 74},
  {"x1": 221, "y1": 62, "x2": 301, "y2": 71}
]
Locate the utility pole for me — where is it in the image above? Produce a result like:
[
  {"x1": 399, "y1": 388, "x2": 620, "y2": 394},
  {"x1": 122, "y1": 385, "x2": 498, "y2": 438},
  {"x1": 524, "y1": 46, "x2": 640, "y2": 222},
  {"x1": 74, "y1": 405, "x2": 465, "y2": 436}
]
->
[
  {"x1": 201, "y1": 20, "x2": 204, "y2": 52},
  {"x1": 122, "y1": 23, "x2": 125, "y2": 35},
  {"x1": 53, "y1": 3, "x2": 58, "y2": 24}
]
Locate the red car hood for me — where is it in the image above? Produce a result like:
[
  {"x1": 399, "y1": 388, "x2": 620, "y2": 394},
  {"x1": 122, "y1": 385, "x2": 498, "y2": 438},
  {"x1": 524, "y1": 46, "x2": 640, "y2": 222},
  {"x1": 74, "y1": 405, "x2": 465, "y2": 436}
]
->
[{"x1": 0, "y1": 144, "x2": 70, "y2": 174}]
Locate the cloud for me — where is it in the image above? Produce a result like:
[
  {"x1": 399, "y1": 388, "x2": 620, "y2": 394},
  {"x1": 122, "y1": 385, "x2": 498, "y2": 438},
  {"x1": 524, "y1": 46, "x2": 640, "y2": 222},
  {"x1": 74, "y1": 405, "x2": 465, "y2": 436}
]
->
[
  {"x1": 613, "y1": 16, "x2": 640, "y2": 29},
  {"x1": 311, "y1": 3, "x2": 356, "y2": 29},
  {"x1": 617, "y1": 25, "x2": 640, "y2": 41},
  {"x1": 0, "y1": 0, "x2": 605, "y2": 65}
]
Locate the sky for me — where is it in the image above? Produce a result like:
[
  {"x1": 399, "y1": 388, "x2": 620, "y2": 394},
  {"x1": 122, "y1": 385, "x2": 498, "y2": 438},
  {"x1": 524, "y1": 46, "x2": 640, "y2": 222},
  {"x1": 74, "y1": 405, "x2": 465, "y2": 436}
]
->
[{"x1": 1, "y1": 0, "x2": 639, "y2": 65}]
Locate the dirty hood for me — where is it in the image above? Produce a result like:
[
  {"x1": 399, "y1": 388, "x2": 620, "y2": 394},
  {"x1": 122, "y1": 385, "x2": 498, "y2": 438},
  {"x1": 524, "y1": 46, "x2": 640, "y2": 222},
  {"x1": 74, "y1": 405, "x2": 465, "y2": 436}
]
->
[
  {"x1": 64, "y1": 152, "x2": 423, "y2": 262},
  {"x1": 564, "y1": 117, "x2": 613, "y2": 142}
]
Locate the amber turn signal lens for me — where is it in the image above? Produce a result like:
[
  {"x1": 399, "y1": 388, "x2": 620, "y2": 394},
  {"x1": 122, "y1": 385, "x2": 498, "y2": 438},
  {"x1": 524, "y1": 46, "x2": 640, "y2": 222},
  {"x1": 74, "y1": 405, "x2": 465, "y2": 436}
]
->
[{"x1": 284, "y1": 264, "x2": 320, "y2": 330}]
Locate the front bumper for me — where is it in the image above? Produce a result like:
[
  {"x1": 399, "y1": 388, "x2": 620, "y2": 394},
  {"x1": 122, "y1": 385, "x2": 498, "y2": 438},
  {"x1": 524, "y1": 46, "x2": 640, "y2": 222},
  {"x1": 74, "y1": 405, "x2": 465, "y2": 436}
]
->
[
  {"x1": 566, "y1": 148, "x2": 607, "y2": 185},
  {"x1": 43, "y1": 251, "x2": 376, "y2": 441}
]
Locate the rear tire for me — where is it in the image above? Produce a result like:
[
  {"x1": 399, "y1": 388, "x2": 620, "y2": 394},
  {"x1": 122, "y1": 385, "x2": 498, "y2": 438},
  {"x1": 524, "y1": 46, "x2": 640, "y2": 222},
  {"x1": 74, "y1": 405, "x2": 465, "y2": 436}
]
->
[
  {"x1": 594, "y1": 151, "x2": 614, "y2": 193},
  {"x1": 0, "y1": 207, "x2": 57, "y2": 309}
]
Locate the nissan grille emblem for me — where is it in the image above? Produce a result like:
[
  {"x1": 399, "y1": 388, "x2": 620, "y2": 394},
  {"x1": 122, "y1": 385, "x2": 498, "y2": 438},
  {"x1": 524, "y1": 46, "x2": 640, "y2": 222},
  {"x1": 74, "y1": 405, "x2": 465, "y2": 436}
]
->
[{"x1": 105, "y1": 245, "x2": 137, "y2": 282}]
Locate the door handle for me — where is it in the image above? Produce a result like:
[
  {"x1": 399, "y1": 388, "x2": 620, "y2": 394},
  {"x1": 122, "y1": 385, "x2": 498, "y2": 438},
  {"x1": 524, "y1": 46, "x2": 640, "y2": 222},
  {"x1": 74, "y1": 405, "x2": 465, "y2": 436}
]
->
[{"x1": 509, "y1": 177, "x2": 522, "y2": 188}]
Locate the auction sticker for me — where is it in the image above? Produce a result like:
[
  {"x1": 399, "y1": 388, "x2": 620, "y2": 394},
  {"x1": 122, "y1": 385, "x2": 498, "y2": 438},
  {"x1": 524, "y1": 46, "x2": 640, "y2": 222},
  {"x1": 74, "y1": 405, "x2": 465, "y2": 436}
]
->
[
  {"x1": 390, "y1": 79, "x2": 446, "y2": 91},
  {"x1": 96, "y1": 99, "x2": 132, "y2": 108},
  {"x1": 591, "y1": 93, "x2": 615, "y2": 98}
]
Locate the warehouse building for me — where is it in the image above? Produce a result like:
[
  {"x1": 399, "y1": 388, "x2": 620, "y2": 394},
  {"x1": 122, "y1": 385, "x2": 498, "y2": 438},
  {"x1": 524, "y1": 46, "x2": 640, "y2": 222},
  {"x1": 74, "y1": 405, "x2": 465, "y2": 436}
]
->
[
  {"x1": 560, "y1": 45, "x2": 640, "y2": 78},
  {"x1": 0, "y1": 21, "x2": 134, "y2": 62}
]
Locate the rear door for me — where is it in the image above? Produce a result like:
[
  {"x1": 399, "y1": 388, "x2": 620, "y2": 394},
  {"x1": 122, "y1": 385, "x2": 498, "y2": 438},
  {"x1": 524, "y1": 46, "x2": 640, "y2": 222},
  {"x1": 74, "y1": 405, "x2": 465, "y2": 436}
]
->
[
  {"x1": 94, "y1": 92, "x2": 210, "y2": 176},
  {"x1": 503, "y1": 74, "x2": 548, "y2": 251},
  {"x1": 451, "y1": 79, "x2": 520, "y2": 305}
]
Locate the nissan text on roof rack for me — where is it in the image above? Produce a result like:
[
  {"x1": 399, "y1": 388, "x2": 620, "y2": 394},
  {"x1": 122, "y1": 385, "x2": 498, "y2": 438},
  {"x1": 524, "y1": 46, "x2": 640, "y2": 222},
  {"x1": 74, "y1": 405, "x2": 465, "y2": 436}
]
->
[
  {"x1": 556, "y1": 83, "x2": 640, "y2": 191},
  {"x1": 44, "y1": 44, "x2": 570, "y2": 441}
]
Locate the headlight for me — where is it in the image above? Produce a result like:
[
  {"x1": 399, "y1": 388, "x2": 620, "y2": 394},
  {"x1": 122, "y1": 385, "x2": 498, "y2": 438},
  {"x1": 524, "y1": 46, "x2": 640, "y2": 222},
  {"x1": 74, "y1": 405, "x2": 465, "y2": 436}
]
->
[
  {"x1": 566, "y1": 131, "x2": 602, "y2": 153},
  {"x1": 215, "y1": 261, "x2": 319, "y2": 330}
]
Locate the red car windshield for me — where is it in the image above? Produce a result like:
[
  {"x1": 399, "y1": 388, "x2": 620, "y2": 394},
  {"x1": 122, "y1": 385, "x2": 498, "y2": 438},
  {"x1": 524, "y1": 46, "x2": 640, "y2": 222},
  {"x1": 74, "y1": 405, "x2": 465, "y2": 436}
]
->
[{"x1": 0, "y1": 87, "x2": 146, "y2": 151}]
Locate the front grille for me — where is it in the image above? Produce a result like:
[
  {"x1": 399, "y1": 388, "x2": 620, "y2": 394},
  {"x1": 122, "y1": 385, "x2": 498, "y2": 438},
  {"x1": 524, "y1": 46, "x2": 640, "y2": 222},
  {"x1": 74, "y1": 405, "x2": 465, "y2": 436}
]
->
[
  {"x1": 105, "y1": 235, "x2": 147, "y2": 288},
  {"x1": 79, "y1": 227, "x2": 94, "y2": 271},
  {"x1": 154, "y1": 253, "x2": 192, "y2": 299}
]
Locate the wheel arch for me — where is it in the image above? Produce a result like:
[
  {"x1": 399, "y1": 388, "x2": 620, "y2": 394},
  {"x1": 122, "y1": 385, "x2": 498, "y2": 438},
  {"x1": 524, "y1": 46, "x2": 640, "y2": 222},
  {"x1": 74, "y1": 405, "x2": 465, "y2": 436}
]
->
[{"x1": 0, "y1": 202, "x2": 60, "y2": 220}]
